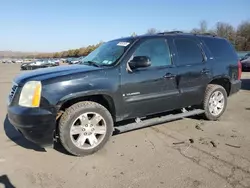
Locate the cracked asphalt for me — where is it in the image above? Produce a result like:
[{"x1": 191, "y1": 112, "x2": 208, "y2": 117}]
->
[{"x1": 0, "y1": 64, "x2": 250, "y2": 188}]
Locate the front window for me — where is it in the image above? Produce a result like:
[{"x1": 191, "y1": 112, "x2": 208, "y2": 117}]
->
[
  {"x1": 80, "y1": 39, "x2": 133, "y2": 67},
  {"x1": 132, "y1": 38, "x2": 172, "y2": 67}
]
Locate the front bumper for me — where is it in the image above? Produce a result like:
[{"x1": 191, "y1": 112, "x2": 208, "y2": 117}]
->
[
  {"x1": 7, "y1": 106, "x2": 56, "y2": 147},
  {"x1": 229, "y1": 80, "x2": 241, "y2": 96}
]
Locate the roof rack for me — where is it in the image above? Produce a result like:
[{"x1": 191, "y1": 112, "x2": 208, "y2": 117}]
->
[
  {"x1": 195, "y1": 32, "x2": 217, "y2": 37},
  {"x1": 158, "y1": 31, "x2": 184, "y2": 35}
]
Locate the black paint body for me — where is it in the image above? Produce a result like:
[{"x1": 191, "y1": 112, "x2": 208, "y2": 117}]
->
[{"x1": 8, "y1": 33, "x2": 241, "y2": 147}]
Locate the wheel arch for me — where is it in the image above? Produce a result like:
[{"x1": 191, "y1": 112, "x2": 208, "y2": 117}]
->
[
  {"x1": 209, "y1": 77, "x2": 231, "y2": 96},
  {"x1": 57, "y1": 93, "x2": 116, "y2": 121}
]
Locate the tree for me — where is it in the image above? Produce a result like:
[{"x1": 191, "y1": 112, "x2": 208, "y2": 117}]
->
[
  {"x1": 131, "y1": 32, "x2": 137, "y2": 37},
  {"x1": 235, "y1": 36, "x2": 247, "y2": 51},
  {"x1": 53, "y1": 52, "x2": 60, "y2": 58},
  {"x1": 236, "y1": 21, "x2": 250, "y2": 51},
  {"x1": 146, "y1": 28, "x2": 157, "y2": 35},
  {"x1": 61, "y1": 51, "x2": 69, "y2": 57},
  {"x1": 191, "y1": 20, "x2": 208, "y2": 34},
  {"x1": 73, "y1": 49, "x2": 80, "y2": 57},
  {"x1": 191, "y1": 28, "x2": 201, "y2": 34},
  {"x1": 200, "y1": 20, "x2": 208, "y2": 33},
  {"x1": 215, "y1": 22, "x2": 236, "y2": 44},
  {"x1": 68, "y1": 49, "x2": 76, "y2": 57}
]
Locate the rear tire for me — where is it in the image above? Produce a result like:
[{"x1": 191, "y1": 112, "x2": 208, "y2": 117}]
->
[
  {"x1": 59, "y1": 101, "x2": 114, "y2": 156},
  {"x1": 203, "y1": 84, "x2": 227, "y2": 121}
]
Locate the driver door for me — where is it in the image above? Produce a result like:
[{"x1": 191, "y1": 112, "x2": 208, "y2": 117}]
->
[{"x1": 120, "y1": 37, "x2": 179, "y2": 119}]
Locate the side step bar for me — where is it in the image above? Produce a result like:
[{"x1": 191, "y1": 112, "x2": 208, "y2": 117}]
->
[{"x1": 114, "y1": 109, "x2": 205, "y2": 134}]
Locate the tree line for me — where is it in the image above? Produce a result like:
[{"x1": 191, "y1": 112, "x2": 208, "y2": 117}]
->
[
  {"x1": 29, "y1": 42, "x2": 103, "y2": 59},
  {"x1": 144, "y1": 20, "x2": 250, "y2": 52},
  {"x1": 29, "y1": 20, "x2": 250, "y2": 59},
  {"x1": 191, "y1": 20, "x2": 250, "y2": 51}
]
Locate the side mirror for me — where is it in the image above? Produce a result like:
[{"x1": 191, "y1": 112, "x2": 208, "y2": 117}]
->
[{"x1": 128, "y1": 56, "x2": 151, "y2": 70}]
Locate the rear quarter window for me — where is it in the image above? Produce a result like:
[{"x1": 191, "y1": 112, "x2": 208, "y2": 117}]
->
[{"x1": 201, "y1": 37, "x2": 237, "y2": 61}]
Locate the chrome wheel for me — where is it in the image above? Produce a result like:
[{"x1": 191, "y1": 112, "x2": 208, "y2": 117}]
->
[
  {"x1": 208, "y1": 91, "x2": 225, "y2": 116},
  {"x1": 70, "y1": 112, "x2": 107, "y2": 150}
]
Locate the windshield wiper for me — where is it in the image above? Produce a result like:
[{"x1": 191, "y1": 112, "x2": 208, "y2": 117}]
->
[{"x1": 82, "y1": 61, "x2": 100, "y2": 67}]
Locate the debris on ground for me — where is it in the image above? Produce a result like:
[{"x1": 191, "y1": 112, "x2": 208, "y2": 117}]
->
[
  {"x1": 117, "y1": 152, "x2": 124, "y2": 157},
  {"x1": 173, "y1": 139, "x2": 194, "y2": 145},
  {"x1": 231, "y1": 135, "x2": 237, "y2": 138},
  {"x1": 199, "y1": 137, "x2": 209, "y2": 145},
  {"x1": 199, "y1": 137, "x2": 218, "y2": 148},
  {"x1": 195, "y1": 123, "x2": 204, "y2": 131},
  {"x1": 149, "y1": 140, "x2": 155, "y2": 150},
  {"x1": 173, "y1": 141, "x2": 185, "y2": 145},
  {"x1": 210, "y1": 141, "x2": 217, "y2": 148},
  {"x1": 217, "y1": 133, "x2": 224, "y2": 137},
  {"x1": 189, "y1": 139, "x2": 194, "y2": 144},
  {"x1": 225, "y1": 143, "x2": 241, "y2": 148}
]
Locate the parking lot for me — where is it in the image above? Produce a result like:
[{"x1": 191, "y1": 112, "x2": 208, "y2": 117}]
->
[{"x1": 0, "y1": 63, "x2": 250, "y2": 188}]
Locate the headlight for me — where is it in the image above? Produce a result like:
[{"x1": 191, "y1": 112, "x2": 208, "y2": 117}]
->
[{"x1": 19, "y1": 81, "x2": 42, "y2": 107}]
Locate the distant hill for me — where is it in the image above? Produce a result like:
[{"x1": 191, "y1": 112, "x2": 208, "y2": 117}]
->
[{"x1": 0, "y1": 51, "x2": 40, "y2": 58}]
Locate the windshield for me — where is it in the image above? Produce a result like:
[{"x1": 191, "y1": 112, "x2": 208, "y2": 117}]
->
[{"x1": 80, "y1": 39, "x2": 133, "y2": 66}]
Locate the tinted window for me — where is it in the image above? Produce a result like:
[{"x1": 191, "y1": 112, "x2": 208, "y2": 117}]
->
[
  {"x1": 175, "y1": 38, "x2": 203, "y2": 65},
  {"x1": 202, "y1": 37, "x2": 236, "y2": 60},
  {"x1": 133, "y1": 38, "x2": 171, "y2": 67}
]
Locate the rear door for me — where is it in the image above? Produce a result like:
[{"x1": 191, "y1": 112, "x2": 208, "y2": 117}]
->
[
  {"x1": 172, "y1": 36, "x2": 211, "y2": 107},
  {"x1": 201, "y1": 36, "x2": 240, "y2": 81}
]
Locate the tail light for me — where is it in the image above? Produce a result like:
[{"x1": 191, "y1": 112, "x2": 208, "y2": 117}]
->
[{"x1": 238, "y1": 61, "x2": 242, "y2": 80}]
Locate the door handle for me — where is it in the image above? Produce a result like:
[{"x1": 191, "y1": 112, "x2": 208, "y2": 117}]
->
[
  {"x1": 164, "y1": 73, "x2": 176, "y2": 79},
  {"x1": 201, "y1": 69, "x2": 210, "y2": 74}
]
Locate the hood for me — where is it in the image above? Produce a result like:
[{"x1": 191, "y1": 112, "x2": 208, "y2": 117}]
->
[{"x1": 14, "y1": 64, "x2": 100, "y2": 85}]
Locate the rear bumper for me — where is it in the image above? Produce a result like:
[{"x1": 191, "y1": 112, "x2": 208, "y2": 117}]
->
[
  {"x1": 229, "y1": 80, "x2": 241, "y2": 96},
  {"x1": 7, "y1": 106, "x2": 56, "y2": 147},
  {"x1": 242, "y1": 65, "x2": 250, "y2": 71}
]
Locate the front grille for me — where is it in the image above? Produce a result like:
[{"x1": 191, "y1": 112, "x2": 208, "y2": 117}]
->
[{"x1": 8, "y1": 83, "x2": 18, "y2": 105}]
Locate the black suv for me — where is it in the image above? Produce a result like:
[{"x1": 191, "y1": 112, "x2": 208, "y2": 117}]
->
[{"x1": 7, "y1": 32, "x2": 242, "y2": 156}]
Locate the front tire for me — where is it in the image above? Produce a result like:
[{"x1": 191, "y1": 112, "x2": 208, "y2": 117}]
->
[
  {"x1": 203, "y1": 84, "x2": 227, "y2": 121},
  {"x1": 59, "y1": 101, "x2": 114, "y2": 156}
]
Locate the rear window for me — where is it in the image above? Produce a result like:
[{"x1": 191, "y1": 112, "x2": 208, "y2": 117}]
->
[
  {"x1": 174, "y1": 38, "x2": 204, "y2": 65},
  {"x1": 201, "y1": 37, "x2": 237, "y2": 60}
]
